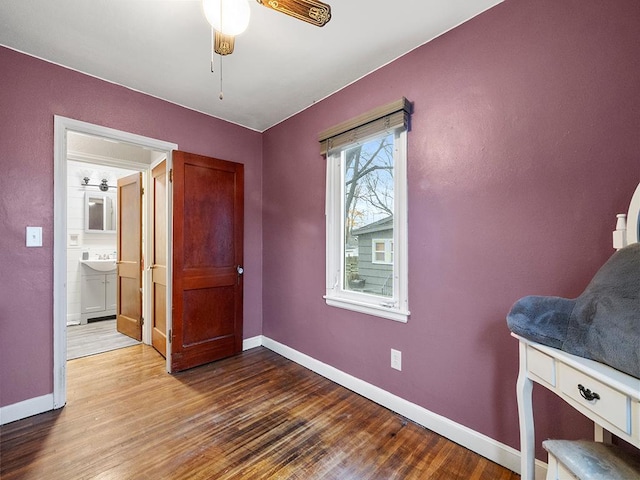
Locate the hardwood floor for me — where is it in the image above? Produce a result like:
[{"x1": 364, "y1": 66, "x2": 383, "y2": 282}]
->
[{"x1": 1, "y1": 346, "x2": 519, "y2": 479}]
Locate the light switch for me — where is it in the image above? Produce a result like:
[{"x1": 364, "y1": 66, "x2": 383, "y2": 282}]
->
[{"x1": 26, "y1": 226, "x2": 43, "y2": 247}]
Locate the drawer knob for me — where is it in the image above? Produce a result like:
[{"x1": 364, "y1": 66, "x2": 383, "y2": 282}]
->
[{"x1": 578, "y1": 384, "x2": 600, "y2": 402}]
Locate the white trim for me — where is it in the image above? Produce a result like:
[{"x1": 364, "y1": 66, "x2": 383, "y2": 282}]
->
[
  {"x1": 66, "y1": 312, "x2": 81, "y2": 326},
  {"x1": 67, "y1": 150, "x2": 152, "y2": 171},
  {"x1": 626, "y1": 183, "x2": 640, "y2": 244},
  {"x1": 0, "y1": 394, "x2": 54, "y2": 426},
  {"x1": 165, "y1": 150, "x2": 174, "y2": 373},
  {"x1": 242, "y1": 336, "x2": 263, "y2": 351},
  {"x1": 261, "y1": 336, "x2": 546, "y2": 478},
  {"x1": 323, "y1": 296, "x2": 409, "y2": 322},
  {"x1": 53, "y1": 117, "x2": 68, "y2": 409},
  {"x1": 54, "y1": 115, "x2": 177, "y2": 407}
]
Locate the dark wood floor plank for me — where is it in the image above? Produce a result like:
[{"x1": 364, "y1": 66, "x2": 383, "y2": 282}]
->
[{"x1": 1, "y1": 345, "x2": 519, "y2": 479}]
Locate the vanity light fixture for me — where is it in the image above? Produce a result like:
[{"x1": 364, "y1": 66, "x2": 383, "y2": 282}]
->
[{"x1": 82, "y1": 177, "x2": 113, "y2": 192}]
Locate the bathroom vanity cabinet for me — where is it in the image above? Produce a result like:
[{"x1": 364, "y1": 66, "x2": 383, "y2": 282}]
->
[{"x1": 81, "y1": 272, "x2": 116, "y2": 323}]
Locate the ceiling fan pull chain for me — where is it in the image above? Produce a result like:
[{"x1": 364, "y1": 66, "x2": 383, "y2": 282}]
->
[
  {"x1": 210, "y1": 24, "x2": 223, "y2": 100},
  {"x1": 210, "y1": 27, "x2": 215, "y2": 73},
  {"x1": 219, "y1": 56, "x2": 224, "y2": 100},
  {"x1": 218, "y1": 0, "x2": 223, "y2": 100}
]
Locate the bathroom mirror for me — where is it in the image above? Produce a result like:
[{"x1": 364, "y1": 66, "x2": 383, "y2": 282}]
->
[{"x1": 85, "y1": 192, "x2": 116, "y2": 233}]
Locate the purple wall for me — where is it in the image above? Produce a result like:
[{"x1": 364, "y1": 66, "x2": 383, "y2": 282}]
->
[
  {"x1": 262, "y1": 0, "x2": 640, "y2": 457},
  {"x1": 2, "y1": 0, "x2": 639, "y2": 464},
  {"x1": 0, "y1": 46, "x2": 263, "y2": 407}
]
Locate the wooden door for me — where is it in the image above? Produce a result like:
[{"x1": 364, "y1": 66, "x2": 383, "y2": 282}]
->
[
  {"x1": 171, "y1": 151, "x2": 243, "y2": 372},
  {"x1": 151, "y1": 161, "x2": 168, "y2": 357},
  {"x1": 116, "y1": 172, "x2": 143, "y2": 341}
]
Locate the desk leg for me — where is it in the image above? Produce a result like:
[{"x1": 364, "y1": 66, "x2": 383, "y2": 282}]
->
[
  {"x1": 594, "y1": 424, "x2": 613, "y2": 444},
  {"x1": 516, "y1": 342, "x2": 535, "y2": 480}
]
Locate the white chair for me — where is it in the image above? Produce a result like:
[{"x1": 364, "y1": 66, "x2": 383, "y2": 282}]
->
[{"x1": 543, "y1": 439, "x2": 640, "y2": 480}]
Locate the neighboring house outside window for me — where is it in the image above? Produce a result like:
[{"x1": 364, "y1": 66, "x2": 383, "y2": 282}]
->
[
  {"x1": 349, "y1": 217, "x2": 394, "y2": 296},
  {"x1": 320, "y1": 98, "x2": 410, "y2": 322}
]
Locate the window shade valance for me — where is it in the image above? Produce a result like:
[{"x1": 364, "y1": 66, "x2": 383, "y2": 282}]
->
[{"x1": 318, "y1": 97, "x2": 411, "y2": 156}]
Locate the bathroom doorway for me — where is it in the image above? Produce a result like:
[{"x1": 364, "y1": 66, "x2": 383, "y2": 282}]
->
[
  {"x1": 53, "y1": 116, "x2": 178, "y2": 408},
  {"x1": 65, "y1": 152, "x2": 140, "y2": 360}
]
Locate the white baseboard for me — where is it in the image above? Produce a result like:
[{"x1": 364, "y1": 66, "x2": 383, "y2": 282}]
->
[
  {"x1": 66, "y1": 312, "x2": 81, "y2": 326},
  {"x1": 261, "y1": 335, "x2": 547, "y2": 478},
  {"x1": 242, "y1": 335, "x2": 263, "y2": 351},
  {"x1": 0, "y1": 394, "x2": 54, "y2": 425}
]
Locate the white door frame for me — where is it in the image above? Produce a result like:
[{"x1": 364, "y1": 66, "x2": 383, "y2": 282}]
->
[{"x1": 53, "y1": 116, "x2": 177, "y2": 408}]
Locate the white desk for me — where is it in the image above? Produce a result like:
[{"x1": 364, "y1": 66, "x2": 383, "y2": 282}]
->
[{"x1": 515, "y1": 334, "x2": 640, "y2": 480}]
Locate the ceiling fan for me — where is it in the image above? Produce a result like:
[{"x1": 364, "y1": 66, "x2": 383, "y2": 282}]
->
[
  {"x1": 257, "y1": 0, "x2": 331, "y2": 27},
  {"x1": 204, "y1": 0, "x2": 332, "y2": 56}
]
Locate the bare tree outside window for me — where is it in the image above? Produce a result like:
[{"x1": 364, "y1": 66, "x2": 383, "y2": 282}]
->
[
  {"x1": 344, "y1": 134, "x2": 394, "y2": 236},
  {"x1": 343, "y1": 133, "x2": 395, "y2": 296}
]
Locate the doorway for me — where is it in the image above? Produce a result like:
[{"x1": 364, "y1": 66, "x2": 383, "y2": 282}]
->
[
  {"x1": 66, "y1": 156, "x2": 140, "y2": 359},
  {"x1": 53, "y1": 116, "x2": 178, "y2": 408}
]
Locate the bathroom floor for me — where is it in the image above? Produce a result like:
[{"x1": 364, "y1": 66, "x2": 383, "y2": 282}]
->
[{"x1": 67, "y1": 319, "x2": 140, "y2": 360}]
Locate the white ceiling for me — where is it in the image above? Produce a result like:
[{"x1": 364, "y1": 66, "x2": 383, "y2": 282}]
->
[{"x1": 0, "y1": 0, "x2": 502, "y2": 132}]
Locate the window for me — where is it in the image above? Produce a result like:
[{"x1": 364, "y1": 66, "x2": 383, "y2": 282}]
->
[
  {"x1": 320, "y1": 98, "x2": 410, "y2": 322},
  {"x1": 372, "y1": 239, "x2": 393, "y2": 265}
]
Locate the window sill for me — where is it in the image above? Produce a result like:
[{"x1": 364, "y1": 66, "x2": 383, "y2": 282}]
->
[{"x1": 324, "y1": 295, "x2": 409, "y2": 323}]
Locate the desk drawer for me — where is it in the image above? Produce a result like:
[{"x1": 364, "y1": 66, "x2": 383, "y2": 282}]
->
[
  {"x1": 527, "y1": 346, "x2": 556, "y2": 387},
  {"x1": 558, "y1": 363, "x2": 630, "y2": 434}
]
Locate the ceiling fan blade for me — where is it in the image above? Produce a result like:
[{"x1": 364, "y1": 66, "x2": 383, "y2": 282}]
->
[{"x1": 256, "y1": 0, "x2": 331, "y2": 27}]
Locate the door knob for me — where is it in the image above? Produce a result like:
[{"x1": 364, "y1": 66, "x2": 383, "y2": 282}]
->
[{"x1": 237, "y1": 266, "x2": 244, "y2": 275}]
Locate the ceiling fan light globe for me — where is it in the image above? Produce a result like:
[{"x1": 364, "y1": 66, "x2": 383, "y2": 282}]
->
[{"x1": 203, "y1": 0, "x2": 251, "y2": 36}]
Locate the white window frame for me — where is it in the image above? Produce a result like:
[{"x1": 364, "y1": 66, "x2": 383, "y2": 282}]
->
[
  {"x1": 324, "y1": 128, "x2": 409, "y2": 323},
  {"x1": 372, "y1": 239, "x2": 394, "y2": 265}
]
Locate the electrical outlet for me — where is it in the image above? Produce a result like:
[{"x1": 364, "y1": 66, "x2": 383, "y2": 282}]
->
[{"x1": 391, "y1": 349, "x2": 402, "y2": 371}]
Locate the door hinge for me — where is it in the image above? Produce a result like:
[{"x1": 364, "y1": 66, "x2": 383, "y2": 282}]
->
[
  {"x1": 141, "y1": 187, "x2": 145, "y2": 195},
  {"x1": 168, "y1": 329, "x2": 172, "y2": 343},
  {"x1": 140, "y1": 316, "x2": 144, "y2": 326},
  {"x1": 169, "y1": 169, "x2": 173, "y2": 183}
]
